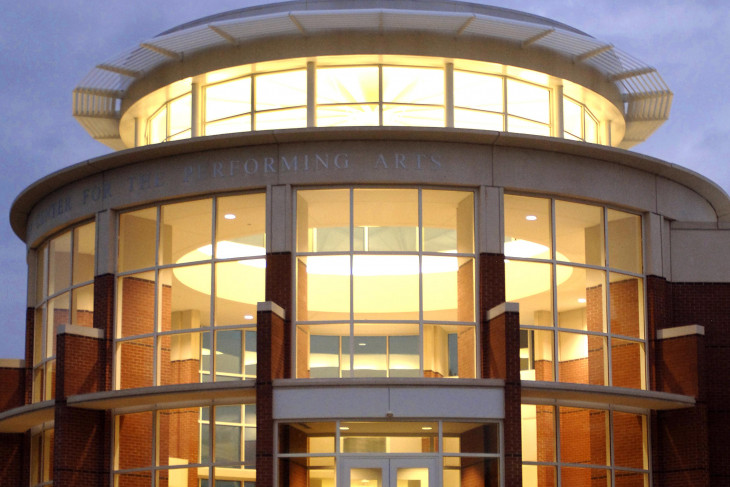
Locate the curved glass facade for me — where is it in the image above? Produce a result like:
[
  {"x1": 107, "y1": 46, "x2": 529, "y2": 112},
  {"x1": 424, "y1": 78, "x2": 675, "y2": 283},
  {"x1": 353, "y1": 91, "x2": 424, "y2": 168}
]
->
[
  {"x1": 521, "y1": 405, "x2": 648, "y2": 486},
  {"x1": 504, "y1": 195, "x2": 646, "y2": 389},
  {"x1": 278, "y1": 421, "x2": 501, "y2": 487},
  {"x1": 115, "y1": 194, "x2": 265, "y2": 389},
  {"x1": 295, "y1": 188, "x2": 477, "y2": 379},
  {"x1": 113, "y1": 403, "x2": 256, "y2": 486},
  {"x1": 140, "y1": 57, "x2": 608, "y2": 146},
  {"x1": 32, "y1": 221, "x2": 95, "y2": 402}
]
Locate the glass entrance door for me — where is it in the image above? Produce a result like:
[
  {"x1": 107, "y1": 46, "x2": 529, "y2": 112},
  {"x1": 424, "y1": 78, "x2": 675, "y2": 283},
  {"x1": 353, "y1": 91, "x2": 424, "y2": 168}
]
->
[{"x1": 341, "y1": 457, "x2": 437, "y2": 487}]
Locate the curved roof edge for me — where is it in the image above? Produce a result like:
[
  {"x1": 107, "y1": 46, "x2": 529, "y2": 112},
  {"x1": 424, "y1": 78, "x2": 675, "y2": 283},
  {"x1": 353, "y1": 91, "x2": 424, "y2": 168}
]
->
[
  {"x1": 11, "y1": 128, "x2": 729, "y2": 242},
  {"x1": 160, "y1": 0, "x2": 590, "y2": 38},
  {"x1": 72, "y1": 2, "x2": 671, "y2": 149}
]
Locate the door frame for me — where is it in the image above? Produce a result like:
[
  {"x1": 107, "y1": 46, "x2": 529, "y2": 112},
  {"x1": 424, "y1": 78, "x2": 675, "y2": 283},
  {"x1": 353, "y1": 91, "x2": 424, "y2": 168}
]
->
[{"x1": 339, "y1": 455, "x2": 439, "y2": 487}]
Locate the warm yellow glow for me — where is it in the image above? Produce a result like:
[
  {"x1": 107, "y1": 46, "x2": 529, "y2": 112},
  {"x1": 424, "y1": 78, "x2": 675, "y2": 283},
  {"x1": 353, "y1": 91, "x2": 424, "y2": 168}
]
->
[
  {"x1": 304, "y1": 254, "x2": 457, "y2": 276},
  {"x1": 173, "y1": 242, "x2": 265, "y2": 304},
  {"x1": 206, "y1": 77, "x2": 251, "y2": 122},
  {"x1": 255, "y1": 69, "x2": 307, "y2": 110},
  {"x1": 317, "y1": 66, "x2": 379, "y2": 104},
  {"x1": 124, "y1": 55, "x2": 624, "y2": 147},
  {"x1": 504, "y1": 240, "x2": 572, "y2": 301}
]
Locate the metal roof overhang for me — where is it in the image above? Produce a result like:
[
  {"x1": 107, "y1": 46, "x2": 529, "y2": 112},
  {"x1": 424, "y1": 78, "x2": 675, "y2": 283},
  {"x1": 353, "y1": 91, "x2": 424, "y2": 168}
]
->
[{"x1": 72, "y1": 7, "x2": 671, "y2": 150}]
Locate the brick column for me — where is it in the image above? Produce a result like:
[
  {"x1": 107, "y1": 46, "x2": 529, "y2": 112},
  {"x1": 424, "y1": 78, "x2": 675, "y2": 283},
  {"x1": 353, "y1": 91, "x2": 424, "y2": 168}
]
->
[
  {"x1": 266, "y1": 252, "x2": 292, "y2": 379},
  {"x1": 94, "y1": 274, "x2": 116, "y2": 391},
  {"x1": 256, "y1": 301, "x2": 287, "y2": 487},
  {"x1": 480, "y1": 253, "x2": 506, "y2": 319},
  {"x1": 484, "y1": 303, "x2": 522, "y2": 487},
  {"x1": 653, "y1": 325, "x2": 709, "y2": 486},
  {"x1": 648, "y1": 279, "x2": 730, "y2": 486},
  {"x1": 53, "y1": 325, "x2": 111, "y2": 487},
  {"x1": 0, "y1": 359, "x2": 29, "y2": 486},
  {"x1": 671, "y1": 283, "x2": 730, "y2": 485}
]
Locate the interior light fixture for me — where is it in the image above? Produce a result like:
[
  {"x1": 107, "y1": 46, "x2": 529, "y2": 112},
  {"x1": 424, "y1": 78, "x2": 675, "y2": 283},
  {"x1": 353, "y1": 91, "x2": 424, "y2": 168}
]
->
[
  {"x1": 358, "y1": 342, "x2": 367, "y2": 346},
  {"x1": 339, "y1": 426, "x2": 350, "y2": 431},
  {"x1": 245, "y1": 314, "x2": 254, "y2": 320},
  {"x1": 421, "y1": 426, "x2": 433, "y2": 430},
  {"x1": 578, "y1": 298, "x2": 587, "y2": 303},
  {"x1": 224, "y1": 213, "x2": 237, "y2": 220},
  {"x1": 525, "y1": 215, "x2": 538, "y2": 221}
]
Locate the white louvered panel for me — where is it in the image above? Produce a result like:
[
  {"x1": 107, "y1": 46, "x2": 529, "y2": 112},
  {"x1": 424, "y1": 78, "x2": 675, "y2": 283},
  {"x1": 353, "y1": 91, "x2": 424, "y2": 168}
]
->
[
  {"x1": 76, "y1": 116, "x2": 121, "y2": 140},
  {"x1": 585, "y1": 51, "x2": 626, "y2": 77},
  {"x1": 462, "y1": 16, "x2": 547, "y2": 43},
  {"x1": 381, "y1": 10, "x2": 472, "y2": 34},
  {"x1": 534, "y1": 30, "x2": 606, "y2": 57},
  {"x1": 294, "y1": 10, "x2": 382, "y2": 31},
  {"x1": 218, "y1": 14, "x2": 302, "y2": 41},
  {"x1": 148, "y1": 26, "x2": 227, "y2": 56}
]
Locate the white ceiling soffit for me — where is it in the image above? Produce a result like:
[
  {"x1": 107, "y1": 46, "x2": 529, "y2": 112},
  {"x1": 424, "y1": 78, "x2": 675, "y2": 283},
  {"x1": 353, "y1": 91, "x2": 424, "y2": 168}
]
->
[{"x1": 73, "y1": 8, "x2": 671, "y2": 148}]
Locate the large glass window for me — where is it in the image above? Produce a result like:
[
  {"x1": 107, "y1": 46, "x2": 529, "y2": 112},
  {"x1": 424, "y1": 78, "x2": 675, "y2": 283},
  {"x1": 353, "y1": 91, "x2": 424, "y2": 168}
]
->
[
  {"x1": 116, "y1": 194, "x2": 265, "y2": 390},
  {"x1": 33, "y1": 222, "x2": 95, "y2": 402},
  {"x1": 505, "y1": 195, "x2": 645, "y2": 389},
  {"x1": 278, "y1": 421, "x2": 500, "y2": 487},
  {"x1": 113, "y1": 404, "x2": 255, "y2": 486},
  {"x1": 295, "y1": 188, "x2": 476, "y2": 379},
  {"x1": 521, "y1": 405, "x2": 648, "y2": 486},
  {"x1": 564, "y1": 97, "x2": 599, "y2": 144},
  {"x1": 144, "y1": 57, "x2": 609, "y2": 147},
  {"x1": 148, "y1": 93, "x2": 192, "y2": 144},
  {"x1": 30, "y1": 425, "x2": 54, "y2": 487}
]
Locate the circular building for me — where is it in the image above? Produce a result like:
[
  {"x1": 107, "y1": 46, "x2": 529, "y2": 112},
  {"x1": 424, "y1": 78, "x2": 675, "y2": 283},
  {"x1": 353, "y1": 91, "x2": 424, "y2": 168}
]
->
[{"x1": 1, "y1": 1, "x2": 728, "y2": 487}]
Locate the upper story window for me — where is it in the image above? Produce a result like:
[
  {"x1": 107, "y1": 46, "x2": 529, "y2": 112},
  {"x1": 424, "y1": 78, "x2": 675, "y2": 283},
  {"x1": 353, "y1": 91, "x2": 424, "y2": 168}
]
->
[
  {"x1": 504, "y1": 195, "x2": 645, "y2": 389},
  {"x1": 148, "y1": 93, "x2": 192, "y2": 144},
  {"x1": 295, "y1": 188, "x2": 476, "y2": 379},
  {"x1": 564, "y1": 97, "x2": 599, "y2": 143},
  {"x1": 115, "y1": 194, "x2": 265, "y2": 390},
  {"x1": 136, "y1": 56, "x2": 616, "y2": 146},
  {"x1": 33, "y1": 222, "x2": 95, "y2": 402}
]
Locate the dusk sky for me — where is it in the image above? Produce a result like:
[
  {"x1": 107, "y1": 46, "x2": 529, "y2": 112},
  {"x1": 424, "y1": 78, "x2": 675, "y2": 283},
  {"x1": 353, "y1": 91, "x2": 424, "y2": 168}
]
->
[{"x1": 0, "y1": 0, "x2": 728, "y2": 359}]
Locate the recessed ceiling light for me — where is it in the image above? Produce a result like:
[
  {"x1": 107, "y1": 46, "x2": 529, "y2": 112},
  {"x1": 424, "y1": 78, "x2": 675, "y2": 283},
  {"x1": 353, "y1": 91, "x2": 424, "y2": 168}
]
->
[
  {"x1": 578, "y1": 298, "x2": 587, "y2": 303},
  {"x1": 358, "y1": 342, "x2": 367, "y2": 346},
  {"x1": 421, "y1": 426, "x2": 433, "y2": 430},
  {"x1": 224, "y1": 213, "x2": 236, "y2": 220},
  {"x1": 244, "y1": 314, "x2": 254, "y2": 320},
  {"x1": 525, "y1": 215, "x2": 537, "y2": 221},
  {"x1": 339, "y1": 426, "x2": 350, "y2": 431}
]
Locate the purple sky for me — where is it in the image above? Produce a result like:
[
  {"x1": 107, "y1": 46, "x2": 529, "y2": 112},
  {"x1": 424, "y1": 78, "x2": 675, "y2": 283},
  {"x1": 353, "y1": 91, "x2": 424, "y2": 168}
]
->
[{"x1": 0, "y1": 0, "x2": 728, "y2": 359}]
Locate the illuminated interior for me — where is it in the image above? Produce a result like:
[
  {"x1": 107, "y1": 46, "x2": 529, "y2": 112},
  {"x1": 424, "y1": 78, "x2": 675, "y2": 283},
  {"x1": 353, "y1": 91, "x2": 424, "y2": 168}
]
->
[
  {"x1": 114, "y1": 404, "x2": 256, "y2": 486},
  {"x1": 115, "y1": 194, "x2": 265, "y2": 389},
  {"x1": 521, "y1": 405, "x2": 649, "y2": 485},
  {"x1": 32, "y1": 222, "x2": 95, "y2": 403},
  {"x1": 504, "y1": 195, "x2": 646, "y2": 389},
  {"x1": 122, "y1": 56, "x2": 624, "y2": 147},
  {"x1": 278, "y1": 421, "x2": 500, "y2": 487},
  {"x1": 295, "y1": 188, "x2": 476, "y2": 379}
]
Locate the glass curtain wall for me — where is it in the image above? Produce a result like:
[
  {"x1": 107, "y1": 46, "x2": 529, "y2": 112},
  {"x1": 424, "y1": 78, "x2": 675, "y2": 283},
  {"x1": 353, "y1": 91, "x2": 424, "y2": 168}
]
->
[
  {"x1": 115, "y1": 193, "x2": 265, "y2": 390},
  {"x1": 504, "y1": 195, "x2": 645, "y2": 389},
  {"x1": 148, "y1": 93, "x2": 192, "y2": 144},
  {"x1": 30, "y1": 424, "x2": 54, "y2": 487},
  {"x1": 33, "y1": 222, "x2": 96, "y2": 402},
  {"x1": 113, "y1": 403, "x2": 256, "y2": 486},
  {"x1": 145, "y1": 59, "x2": 602, "y2": 145},
  {"x1": 295, "y1": 188, "x2": 476, "y2": 379},
  {"x1": 521, "y1": 405, "x2": 649, "y2": 486},
  {"x1": 278, "y1": 421, "x2": 501, "y2": 487},
  {"x1": 563, "y1": 97, "x2": 599, "y2": 143}
]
